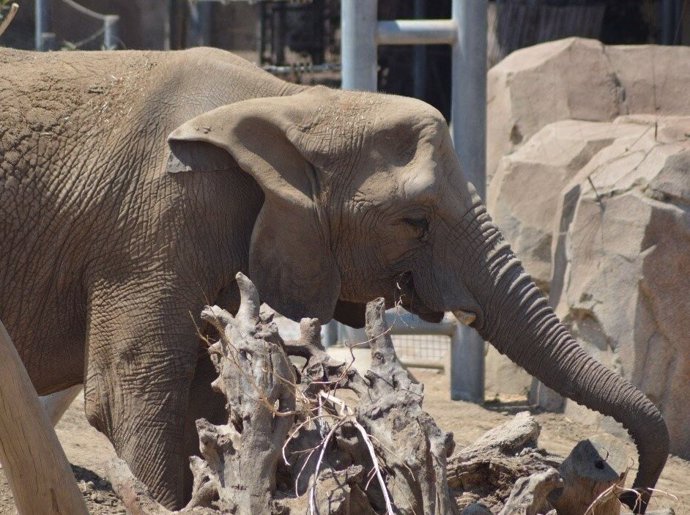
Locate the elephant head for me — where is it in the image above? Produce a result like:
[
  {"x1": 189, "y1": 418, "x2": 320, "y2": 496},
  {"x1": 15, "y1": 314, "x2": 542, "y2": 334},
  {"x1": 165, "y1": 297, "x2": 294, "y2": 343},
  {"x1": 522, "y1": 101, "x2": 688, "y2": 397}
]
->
[{"x1": 168, "y1": 87, "x2": 668, "y2": 512}]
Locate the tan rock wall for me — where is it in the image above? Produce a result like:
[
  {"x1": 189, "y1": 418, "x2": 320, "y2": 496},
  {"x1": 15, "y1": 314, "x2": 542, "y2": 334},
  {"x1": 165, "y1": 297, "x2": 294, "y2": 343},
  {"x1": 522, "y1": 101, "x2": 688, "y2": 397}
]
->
[
  {"x1": 487, "y1": 38, "x2": 690, "y2": 183},
  {"x1": 488, "y1": 113, "x2": 690, "y2": 458},
  {"x1": 486, "y1": 41, "x2": 690, "y2": 455}
]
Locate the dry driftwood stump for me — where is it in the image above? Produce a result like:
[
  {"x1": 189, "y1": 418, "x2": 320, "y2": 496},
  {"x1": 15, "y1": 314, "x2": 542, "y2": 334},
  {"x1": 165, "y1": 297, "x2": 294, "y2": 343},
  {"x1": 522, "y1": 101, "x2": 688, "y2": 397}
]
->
[
  {"x1": 108, "y1": 273, "x2": 455, "y2": 514},
  {"x1": 447, "y1": 414, "x2": 668, "y2": 515},
  {"x1": 107, "y1": 273, "x2": 666, "y2": 515}
]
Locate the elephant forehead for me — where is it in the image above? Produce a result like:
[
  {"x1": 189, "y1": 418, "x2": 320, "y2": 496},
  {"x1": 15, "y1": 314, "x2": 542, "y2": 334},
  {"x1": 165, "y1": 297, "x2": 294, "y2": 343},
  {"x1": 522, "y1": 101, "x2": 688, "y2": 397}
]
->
[
  {"x1": 401, "y1": 167, "x2": 439, "y2": 200},
  {"x1": 352, "y1": 164, "x2": 439, "y2": 209}
]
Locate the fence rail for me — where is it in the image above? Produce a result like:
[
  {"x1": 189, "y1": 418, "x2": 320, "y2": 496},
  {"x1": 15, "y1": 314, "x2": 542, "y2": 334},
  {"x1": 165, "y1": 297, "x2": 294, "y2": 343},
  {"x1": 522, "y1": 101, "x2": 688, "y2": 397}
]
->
[{"x1": 35, "y1": 0, "x2": 119, "y2": 51}]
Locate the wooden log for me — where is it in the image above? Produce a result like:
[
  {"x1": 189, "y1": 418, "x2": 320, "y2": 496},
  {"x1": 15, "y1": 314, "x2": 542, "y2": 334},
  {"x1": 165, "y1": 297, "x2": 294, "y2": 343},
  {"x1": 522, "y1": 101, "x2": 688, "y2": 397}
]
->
[
  {"x1": 189, "y1": 273, "x2": 296, "y2": 514},
  {"x1": 0, "y1": 319, "x2": 88, "y2": 515},
  {"x1": 447, "y1": 412, "x2": 563, "y2": 513},
  {"x1": 357, "y1": 297, "x2": 458, "y2": 514},
  {"x1": 499, "y1": 468, "x2": 561, "y2": 515},
  {"x1": 550, "y1": 434, "x2": 628, "y2": 515},
  {"x1": 456, "y1": 410, "x2": 541, "y2": 461}
]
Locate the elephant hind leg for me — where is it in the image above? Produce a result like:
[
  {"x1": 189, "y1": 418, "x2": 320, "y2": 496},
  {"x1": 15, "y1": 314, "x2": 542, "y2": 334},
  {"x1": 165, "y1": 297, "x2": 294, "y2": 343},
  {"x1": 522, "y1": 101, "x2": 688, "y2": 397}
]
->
[
  {"x1": 182, "y1": 346, "x2": 227, "y2": 498},
  {"x1": 84, "y1": 281, "x2": 202, "y2": 509}
]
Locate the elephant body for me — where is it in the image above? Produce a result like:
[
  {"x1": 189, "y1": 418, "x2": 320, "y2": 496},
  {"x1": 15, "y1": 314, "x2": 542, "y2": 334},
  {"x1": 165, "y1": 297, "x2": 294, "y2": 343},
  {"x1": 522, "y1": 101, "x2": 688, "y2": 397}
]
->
[
  {"x1": 0, "y1": 47, "x2": 668, "y2": 511},
  {"x1": 1, "y1": 47, "x2": 292, "y2": 505}
]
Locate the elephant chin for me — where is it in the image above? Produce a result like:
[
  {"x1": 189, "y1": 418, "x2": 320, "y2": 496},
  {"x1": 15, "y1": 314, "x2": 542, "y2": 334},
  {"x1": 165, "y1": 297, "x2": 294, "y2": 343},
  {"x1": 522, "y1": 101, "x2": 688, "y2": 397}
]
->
[
  {"x1": 332, "y1": 298, "x2": 443, "y2": 327},
  {"x1": 333, "y1": 299, "x2": 367, "y2": 328}
]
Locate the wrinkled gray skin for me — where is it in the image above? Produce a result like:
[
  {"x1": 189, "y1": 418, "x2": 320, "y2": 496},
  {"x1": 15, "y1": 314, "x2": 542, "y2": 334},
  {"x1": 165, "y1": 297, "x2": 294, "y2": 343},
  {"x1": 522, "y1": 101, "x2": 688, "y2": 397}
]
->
[{"x1": 0, "y1": 48, "x2": 667, "y2": 511}]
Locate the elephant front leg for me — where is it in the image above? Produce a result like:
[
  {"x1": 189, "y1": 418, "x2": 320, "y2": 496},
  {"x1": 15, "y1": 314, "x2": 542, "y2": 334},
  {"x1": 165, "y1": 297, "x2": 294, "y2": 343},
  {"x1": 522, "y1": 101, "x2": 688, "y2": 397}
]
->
[{"x1": 84, "y1": 285, "x2": 202, "y2": 509}]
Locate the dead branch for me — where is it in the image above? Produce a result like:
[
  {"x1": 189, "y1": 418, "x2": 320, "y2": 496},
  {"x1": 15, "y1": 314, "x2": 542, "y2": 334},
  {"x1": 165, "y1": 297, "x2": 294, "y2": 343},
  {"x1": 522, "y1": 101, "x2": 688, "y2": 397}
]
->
[
  {"x1": 0, "y1": 318, "x2": 88, "y2": 515},
  {"x1": 108, "y1": 277, "x2": 458, "y2": 514},
  {"x1": 0, "y1": 3, "x2": 18, "y2": 38}
]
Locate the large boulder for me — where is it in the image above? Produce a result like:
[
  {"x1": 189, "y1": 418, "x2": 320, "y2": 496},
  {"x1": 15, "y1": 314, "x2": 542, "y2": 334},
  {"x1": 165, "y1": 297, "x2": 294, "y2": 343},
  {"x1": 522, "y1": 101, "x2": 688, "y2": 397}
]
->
[
  {"x1": 488, "y1": 119, "x2": 648, "y2": 293},
  {"x1": 485, "y1": 119, "x2": 651, "y2": 402},
  {"x1": 487, "y1": 38, "x2": 690, "y2": 183},
  {"x1": 489, "y1": 115, "x2": 690, "y2": 457},
  {"x1": 548, "y1": 116, "x2": 690, "y2": 458}
]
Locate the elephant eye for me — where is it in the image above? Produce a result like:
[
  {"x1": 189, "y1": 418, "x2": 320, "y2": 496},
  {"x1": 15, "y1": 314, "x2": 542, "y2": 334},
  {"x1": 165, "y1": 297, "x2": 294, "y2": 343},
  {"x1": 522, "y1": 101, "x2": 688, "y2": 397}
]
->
[{"x1": 402, "y1": 217, "x2": 430, "y2": 241}]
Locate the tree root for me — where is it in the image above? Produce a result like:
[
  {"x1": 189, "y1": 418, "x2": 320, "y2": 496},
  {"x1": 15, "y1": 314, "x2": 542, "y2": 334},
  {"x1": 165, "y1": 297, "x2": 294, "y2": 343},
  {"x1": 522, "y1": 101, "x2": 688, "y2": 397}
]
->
[
  {"x1": 108, "y1": 274, "x2": 455, "y2": 514},
  {"x1": 106, "y1": 273, "x2": 654, "y2": 515}
]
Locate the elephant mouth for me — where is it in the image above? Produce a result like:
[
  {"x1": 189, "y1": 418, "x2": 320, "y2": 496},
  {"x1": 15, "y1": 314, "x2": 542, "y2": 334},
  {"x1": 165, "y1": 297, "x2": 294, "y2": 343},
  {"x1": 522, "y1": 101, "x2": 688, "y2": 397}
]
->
[{"x1": 396, "y1": 272, "x2": 444, "y2": 323}]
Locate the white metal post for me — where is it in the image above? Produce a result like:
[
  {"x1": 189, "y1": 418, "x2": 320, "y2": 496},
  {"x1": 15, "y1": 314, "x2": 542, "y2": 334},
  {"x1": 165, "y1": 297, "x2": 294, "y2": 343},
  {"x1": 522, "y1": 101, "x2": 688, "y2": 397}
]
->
[
  {"x1": 341, "y1": 0, "x2": 378, "y2": 91},
  {"x1": 35, "y1": 0, "x2": 49, "y2": 51},
  {"x1": 103, "y1": 15, "x2": 119, "y2": 50},
  {"x1": 450, "y1": 0, "x2": 487, "y2": 403},
  {"x1": 451, "y1": 0, "x2": 487, "y2": 198}
]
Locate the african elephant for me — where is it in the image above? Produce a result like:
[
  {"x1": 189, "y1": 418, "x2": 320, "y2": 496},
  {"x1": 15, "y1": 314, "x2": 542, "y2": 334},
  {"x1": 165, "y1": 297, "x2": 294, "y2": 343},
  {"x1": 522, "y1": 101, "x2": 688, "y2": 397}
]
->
[{"x1": 0, "y1": 47, "x2": 668, "y2": 512}]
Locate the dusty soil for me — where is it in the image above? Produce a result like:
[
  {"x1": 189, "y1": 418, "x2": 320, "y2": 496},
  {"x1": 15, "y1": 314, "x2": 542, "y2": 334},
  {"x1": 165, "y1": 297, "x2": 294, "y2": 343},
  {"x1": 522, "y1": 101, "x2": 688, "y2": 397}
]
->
[{"x1": 1, "y1": 369, "x2": 688, "y2": 514}]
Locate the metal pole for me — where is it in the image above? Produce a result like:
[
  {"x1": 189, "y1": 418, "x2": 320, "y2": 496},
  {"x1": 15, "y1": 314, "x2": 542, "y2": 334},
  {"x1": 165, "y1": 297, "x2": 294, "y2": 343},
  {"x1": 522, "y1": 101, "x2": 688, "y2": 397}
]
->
[
  {"x1": 452, "y1": 0, "x2": 487, "y2": 198},
  {"x1": 322, "y1": 321, "x2": 338, "y2": 348},
  {"x1": 377, "y1": 20, "x2": 457, "y2": 45},
  {"x1": 450, "y1": 0, "x2": 487, "y2": 403},
  {"x1": 103, "y1": 15, "x2": 119, "y2": 50},
  {"x1": 35, "y1": 0, "x2": 49, "y2": 51},
  {"x1": 413, "y1": 0, "x2": 427, "y2": 99},
  {"x1": 661, "y1": 0, "x2": 672, "y2": 44},
  {"x1": 188, "y1": 2, "x2": 212, "y2": 47},
  {"x1": 341, "y1": 0, "x2": 378, "y2": 90}
]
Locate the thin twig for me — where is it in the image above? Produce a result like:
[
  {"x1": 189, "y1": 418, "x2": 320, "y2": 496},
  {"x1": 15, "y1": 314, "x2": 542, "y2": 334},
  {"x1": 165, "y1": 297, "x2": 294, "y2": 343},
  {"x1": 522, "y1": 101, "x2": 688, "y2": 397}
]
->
[
  {"x1": 0, "y1": 3, "x2": 19, "y2": 38},
  {"x1": 308, "y1": 419, "x2": 346, "y2": 515},
  {"x1": 352, "y1": 418, "x2": 395, "y2": 515},
  {"x1": 587, "y1": 175, "x2": 603, "y2": 205}
]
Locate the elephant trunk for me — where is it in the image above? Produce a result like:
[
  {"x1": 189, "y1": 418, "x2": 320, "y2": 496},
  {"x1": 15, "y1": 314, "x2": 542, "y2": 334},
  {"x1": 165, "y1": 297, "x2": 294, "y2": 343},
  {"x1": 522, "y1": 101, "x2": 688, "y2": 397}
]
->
[{"x1": 462, "y1": 212, "x2": 669, "y2": 513}]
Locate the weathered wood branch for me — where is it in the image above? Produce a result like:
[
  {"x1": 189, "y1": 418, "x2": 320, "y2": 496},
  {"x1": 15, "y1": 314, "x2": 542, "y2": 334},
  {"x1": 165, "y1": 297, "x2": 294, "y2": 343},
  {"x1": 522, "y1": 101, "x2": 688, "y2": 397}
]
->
[
  {"x1": 0, "y1": 3, "x2": 18, "y2": 38},
  {"x1": 188, "y1": 273, "x2": 297, "y2": 514},
  {"x1": 0, "y1": 318, "x2": 88, "y2": 515},
  {"x1": 448, "y1": 412, "x2": 640, "y2": 515},
  {"x1": 108, "y1": 276, "x2": 458, "y2": 514},
  {"x1": 354, "y1": 298, "x2": 458, "y2": 514}
]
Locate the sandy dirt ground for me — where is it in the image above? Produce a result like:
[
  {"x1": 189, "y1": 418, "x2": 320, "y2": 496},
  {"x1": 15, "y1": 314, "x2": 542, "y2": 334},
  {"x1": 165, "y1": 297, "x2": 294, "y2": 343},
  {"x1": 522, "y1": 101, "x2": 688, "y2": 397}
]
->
[{"x1": 0, "y1": 369, "x2": 688, "y2": 514}]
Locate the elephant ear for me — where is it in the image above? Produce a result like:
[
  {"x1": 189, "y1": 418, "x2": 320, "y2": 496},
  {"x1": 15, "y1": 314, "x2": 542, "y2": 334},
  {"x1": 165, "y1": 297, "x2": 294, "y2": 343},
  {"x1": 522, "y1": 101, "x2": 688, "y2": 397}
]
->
[{"x1": 166, "y1": 90, "x2": 341, "y2": 323}]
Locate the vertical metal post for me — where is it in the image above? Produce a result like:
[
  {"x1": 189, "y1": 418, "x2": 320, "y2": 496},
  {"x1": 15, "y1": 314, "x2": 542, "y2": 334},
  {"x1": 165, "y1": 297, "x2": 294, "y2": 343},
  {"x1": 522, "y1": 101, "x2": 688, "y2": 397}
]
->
[
  {"x1": 450, "y1": 0, "x2": 487, "y2": 403},
  {"x1": 188, "y1": 2, "x2": 212, "y2": 47},
  {"x1": 452, "y1": 0, "x2": 487, "y2": 199},
  {"x1": 275, "y1": 2, "x2": 286, "y2": 65},
  {"x1": 322, "y1": 321, "x2": 338, "y2": 348},
  {"x1": 413, "y1": 0, "x2": 427, "y2": 99},
  {"x1": 660, "y1": 0, "x2": 683, "y2": 45},
  {"x1": 341, "y1": 0, "x2": 378, "y2": 91},
  {"x1": 35, "y1": 0, "x2": 49, "y2": 51},
  {"x1": 103, "y1": 15, "x2": 119, "y2": 50}
]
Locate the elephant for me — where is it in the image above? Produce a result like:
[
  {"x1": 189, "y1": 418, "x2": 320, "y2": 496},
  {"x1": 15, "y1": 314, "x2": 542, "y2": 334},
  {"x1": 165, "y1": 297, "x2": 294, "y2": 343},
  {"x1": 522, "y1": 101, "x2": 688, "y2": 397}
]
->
[{"x1": 0, "y1": 47, "x2": 668, "y2": 512}]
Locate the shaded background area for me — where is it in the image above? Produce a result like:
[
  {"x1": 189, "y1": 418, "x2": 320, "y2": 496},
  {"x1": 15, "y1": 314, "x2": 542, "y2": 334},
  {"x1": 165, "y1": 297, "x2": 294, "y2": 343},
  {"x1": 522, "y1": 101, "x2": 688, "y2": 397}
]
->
[{"x1": 2, "y1": 0, "x2": 687, "y2": 121}]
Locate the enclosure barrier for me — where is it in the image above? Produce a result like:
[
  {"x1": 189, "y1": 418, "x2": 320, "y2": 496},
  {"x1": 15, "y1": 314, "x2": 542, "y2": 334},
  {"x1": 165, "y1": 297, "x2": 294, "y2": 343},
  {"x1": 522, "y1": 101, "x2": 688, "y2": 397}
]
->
[
  {"x1": 36, "y1": 0, "x2": 119, "y2": 51},
  {"x1": 341, "y1": 0, "x2": 487, "y2": 403},
  {"x1": 385, "y1": 312, "x2": 460, "y2": 372}
]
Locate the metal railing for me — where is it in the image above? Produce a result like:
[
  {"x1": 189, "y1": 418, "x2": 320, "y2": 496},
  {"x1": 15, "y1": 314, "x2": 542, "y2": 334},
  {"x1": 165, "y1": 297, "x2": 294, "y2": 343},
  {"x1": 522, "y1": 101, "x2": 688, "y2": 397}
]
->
[
  {"x1": 35, "y1": 0, "x2": 119, "y2": 51},
  {"x1": 340, "y1": 0, "x2": 488, "y2": 403}
]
